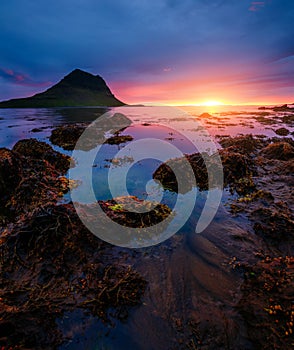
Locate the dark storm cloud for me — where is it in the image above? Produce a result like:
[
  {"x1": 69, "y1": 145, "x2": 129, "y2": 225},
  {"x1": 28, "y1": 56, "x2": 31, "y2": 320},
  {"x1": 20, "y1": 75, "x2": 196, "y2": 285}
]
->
[{"x1": 0, "y1": 0, "x2": 293, "y2": 101}]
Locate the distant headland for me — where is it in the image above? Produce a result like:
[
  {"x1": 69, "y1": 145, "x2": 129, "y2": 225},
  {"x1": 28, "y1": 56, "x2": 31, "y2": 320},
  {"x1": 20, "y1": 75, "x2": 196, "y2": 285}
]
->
[{"x1": 0, "y1": 69, "x2": 125, "y2": 108}]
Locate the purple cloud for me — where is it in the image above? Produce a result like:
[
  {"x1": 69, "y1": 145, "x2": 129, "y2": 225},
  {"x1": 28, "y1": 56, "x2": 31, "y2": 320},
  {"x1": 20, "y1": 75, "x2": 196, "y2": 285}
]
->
[
  {"x1": 0, "y1": 68, "x2": 51, "y2": 87},
  {"x1": 249, "y1": 1, "x2": 266, "y2": 12}
]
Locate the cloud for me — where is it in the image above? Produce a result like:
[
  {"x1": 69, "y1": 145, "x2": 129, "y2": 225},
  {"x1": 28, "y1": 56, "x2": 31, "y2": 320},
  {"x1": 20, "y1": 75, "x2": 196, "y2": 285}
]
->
[
  {"x1": 0, "y1": 0, "x2": 293, "y2": 103},
  {"x1": 249, "y1": 1, "x2": 266, "y2": 12},
  {"x1": 0, "y1": 67, "x2": 51, "y2": 87}
]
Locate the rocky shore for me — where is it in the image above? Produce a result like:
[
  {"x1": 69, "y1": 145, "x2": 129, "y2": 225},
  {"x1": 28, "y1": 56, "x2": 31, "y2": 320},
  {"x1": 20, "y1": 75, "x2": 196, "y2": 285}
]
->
[
  {"x1": 153, "y1": 133, "x2": 294, "y2": 348},
  {"x1": 0, "y1": 139, "x2": 147, "y2": 349},
  {"x1": 0, "y1": 124, "x2": 293, "y2": 348}
]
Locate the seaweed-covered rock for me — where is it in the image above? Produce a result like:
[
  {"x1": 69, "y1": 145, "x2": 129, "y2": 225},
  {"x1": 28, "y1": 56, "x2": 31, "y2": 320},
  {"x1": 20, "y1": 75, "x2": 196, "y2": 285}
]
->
[
  {"x1": 272, "y1": 104, "x2": 294, "y2": 112},
  {"x1": 153, "y1": 149, "x2": 254, "y2": 195},
  {"x1": 251, "y1": 207, "x2": 294, "y2": 242},
  {"x1": 105, "y1": 134, "x2": 133, "y2": 145},
  {"x1": 13, "y1": 138, "x2": 70, "y2": 173},
  {"x1": 261, "y1": 142, "x2": 294, "y2": 161},
  {"x1": 281, "y1": 114, "x2": 294, "y2": 126},
  {"x1": 0, "y1": 148, "x2": 22, "y2": 200},
  {"x1": 220, "y1": 150, "x2": 255, "y2": 195},
  {"x1": 254, "y1": 116, "x2": 278, "y2": 125},
  {"x1": 50, "y1": 113, "x2": 132, "y2": 150},
  {"x1": 50, "y1": 124, "x2": 107, "y2": 151},
  {"x1": 219, "y1": 134, "x2": 266, "y2": 154},
  {"x1": 153, "y1": 153, "x2": 209, "y2": 193},
  {"x1": 237, "y1": 256, "x2": 294, "y2": 350},
  {"x1": 274, "y1": 127, "x2": 290, "y2": 136},
  {"x1": 50, "y1": 124, "x2": 87, "y2": 150},
  {"x1": 220, "y1": 150, "x2": 253, "y2": 180},
  {"x1": 0, "y1": 139, "x2": 71, "y2": 218},
  {"x1": 98, "y1": 195, "x2": 172, "y2": 228},
  {"x1": 0, "y1": 203, "x2": 146, "y2": 349}
]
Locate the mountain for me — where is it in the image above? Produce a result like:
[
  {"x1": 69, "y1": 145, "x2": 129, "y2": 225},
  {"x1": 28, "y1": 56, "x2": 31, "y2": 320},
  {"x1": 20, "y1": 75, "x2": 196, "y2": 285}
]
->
[{"x1": 0, "y1": 69, "x2": 125, "y2": 108}]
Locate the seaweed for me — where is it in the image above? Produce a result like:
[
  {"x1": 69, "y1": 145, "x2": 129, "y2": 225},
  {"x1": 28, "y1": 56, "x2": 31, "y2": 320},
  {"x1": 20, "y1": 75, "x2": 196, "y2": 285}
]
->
[
  {"x1": 153, "y1": 149, "x2": 255, "y2": 195},
  {"x1": 0, "y1": 204, "x2": 146, "y2": 349},
  {"x1": 105, "y1": 135, "x2": 133, "y2": 145},
  {"x1": 98, "y1": 195, "x2": 172, "y2": 228},
  {"x1": 274, "y1": 127, "x2": 290, "y2": 136},
  {"x1": 0, "y1": 139, "x2": 147, "y2": 349},
  {"x1": 237, "y1": 255, "x2": 294, "y2": 350},
  {"x1": 261, "y1": 142, "x2": 294, "y2": 161}
]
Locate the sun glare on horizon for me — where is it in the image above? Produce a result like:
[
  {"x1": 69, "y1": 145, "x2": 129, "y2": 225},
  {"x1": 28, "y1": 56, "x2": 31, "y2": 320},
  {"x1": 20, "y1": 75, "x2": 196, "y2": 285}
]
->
[{"x1": 200, "y1": 100, "x2": 224, "y2": 106}]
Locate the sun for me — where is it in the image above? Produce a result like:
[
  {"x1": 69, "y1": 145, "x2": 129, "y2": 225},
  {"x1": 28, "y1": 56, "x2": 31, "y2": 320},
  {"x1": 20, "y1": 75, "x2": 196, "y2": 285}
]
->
[{"x1": 201, "y1": 100, "x2": 224, "y2": 106}]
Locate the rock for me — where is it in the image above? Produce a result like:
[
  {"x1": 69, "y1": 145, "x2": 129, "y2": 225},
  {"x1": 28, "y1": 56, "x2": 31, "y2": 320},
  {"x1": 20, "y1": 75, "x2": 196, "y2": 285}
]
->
[
  {"x1": 254, "y1": 116, "x2": 277, "y2": 125},
  {"x1": 98, "y1": 196, "x2": 172, "y2": 228},
  {"x1": 261, "y1": 142, "x2": 294, "y2": 161},
  {"x1": 153, "y1": 149, "x2": 254, "y2": 195},
  {"x1": 0, "y1": 203, "x2": 146, "y2": 349},
  {"x1": 199, "y1": 113, "x2": 212, "y2": 118},
  {"x1": 218, "y1": 134, "x2": 265, "y2": 154},
  {"x1": 220, "y1": 150, "x2": 256, "y2": 194},
  {"x1": 13, "y1": 138, "x2": 70, "y2": 173},
  {"x1": 274, "y1": 127, "x2": 290, "y2": 136},
  {"x1": 0, "y1": 148, "x2": 22, "y2": 200},
  {"x1": 282, "y1": 114, "x2": 294, "y2": 126},
  {"x1": 153, "y1": 153, "x2": 209, "y2": 193},
  {"x1": 1, "y1": 140, "x2": 71, "y2": 217},
  {"x1": 237, "y1": 256, "x2": 294, "y2": 349},
  {"x1": 272, "y1": 104, "x2": 294, "y2": 112},
  {"x1": 50, "y1": 124, "x2": 87, "y2": 150},
  {"x1": 252, "y1": 207, "x2": 294, "y2": 242},
  {"x1": 50, "y1": 113, "x2": 132, "y2": 150},
  {"x1": 105, "y1": 135, "x2": 133, "y2": 145}
]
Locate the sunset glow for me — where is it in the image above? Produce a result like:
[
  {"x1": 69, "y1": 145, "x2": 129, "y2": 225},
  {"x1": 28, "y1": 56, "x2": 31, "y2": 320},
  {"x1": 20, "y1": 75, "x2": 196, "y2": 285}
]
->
[
  {"x1": 199, "y1": 100, "x2": 224, "y2": 107},
  {"x1": 0, "y1": 1, "x2": 293, "y2": 106}
]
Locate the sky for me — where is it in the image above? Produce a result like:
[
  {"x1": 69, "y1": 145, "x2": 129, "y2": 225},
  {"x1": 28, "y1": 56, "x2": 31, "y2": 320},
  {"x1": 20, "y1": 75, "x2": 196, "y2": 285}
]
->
[{"x1": 0, "y1": 0, "x2": 293, "y2": 105}]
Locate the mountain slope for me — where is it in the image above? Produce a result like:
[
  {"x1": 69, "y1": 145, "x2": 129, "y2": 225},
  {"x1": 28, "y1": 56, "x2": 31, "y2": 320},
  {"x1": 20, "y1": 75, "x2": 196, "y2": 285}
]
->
[{"x1": 0, "y1": 69, "x2": 125, "y2": 108}]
